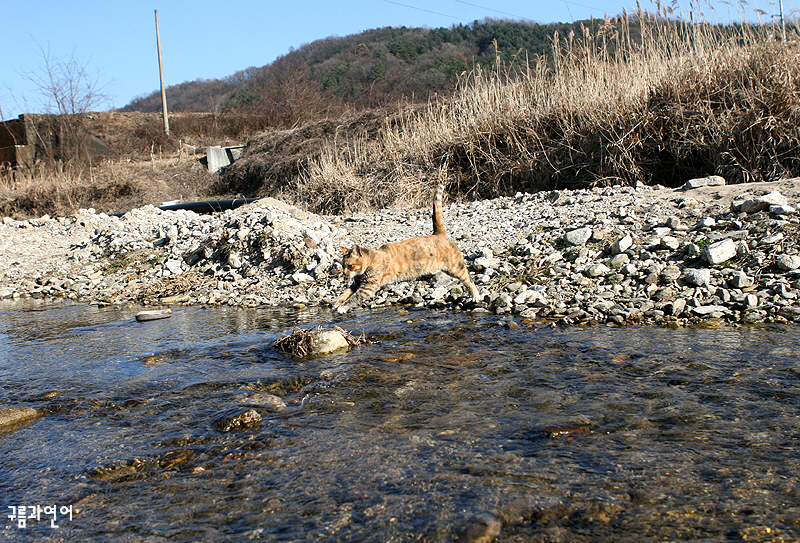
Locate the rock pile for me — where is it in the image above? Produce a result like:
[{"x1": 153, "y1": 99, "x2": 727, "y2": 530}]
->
[{"x1": 2, "y1": 179, "x2": 800, "y2": 326}]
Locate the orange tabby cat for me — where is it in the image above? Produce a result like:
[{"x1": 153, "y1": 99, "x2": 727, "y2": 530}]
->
[{"x1": 334, "y1": 185, "x2": 480, "y2": 314}]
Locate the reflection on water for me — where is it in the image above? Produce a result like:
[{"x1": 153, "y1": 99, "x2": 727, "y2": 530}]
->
[{"x1": 1, "y1": 300, "x2": 799, "y2": 542}]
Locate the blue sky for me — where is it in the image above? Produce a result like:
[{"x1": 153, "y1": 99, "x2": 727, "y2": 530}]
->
[{"x1": 1, "y1": 0, "x2": 792, "y2": 120}]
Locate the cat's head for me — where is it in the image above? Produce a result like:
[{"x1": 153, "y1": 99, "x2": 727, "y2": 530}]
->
[{"x1": 340, "y1": 245, "x2": 370, "y2": 278}]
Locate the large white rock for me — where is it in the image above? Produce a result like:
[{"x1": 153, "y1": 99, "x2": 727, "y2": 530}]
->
[
  {"x1": 310, "y1": 330, "x2": 351, "y2": 355},
  {"x1": 611, "y1": 234, "x2": 633, "y2": 255},
  {"x1": 564, "y1": 227, "x2": 593, "y2": 246},
  {"x1": 683, "y1": 175, "x2": 725, "y2": 189},
  {"x1": 583, "y1": 263, "x2": 610, "y2": 278},
  {"x1": 777, "y1": 254, "x2": 800, "y2": 271},
  {"x1": 703, "y1": 238, "x2": 737, "y2": 265},
  {"x1": 683, "y1": 268, "x2": 711, "y2": 287},
  {"x1": 740, "y1": 191, "x2": 788, "y2": 213}
]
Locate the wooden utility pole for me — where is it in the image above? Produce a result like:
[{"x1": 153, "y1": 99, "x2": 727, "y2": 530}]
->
[{"x1": 155, "y1": 9, "x2": 170, "y2": 135}]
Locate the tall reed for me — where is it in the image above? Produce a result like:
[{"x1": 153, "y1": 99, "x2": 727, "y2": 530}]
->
[{"x1": 299, "y1": 10, "x2": 800, "y2": 213}]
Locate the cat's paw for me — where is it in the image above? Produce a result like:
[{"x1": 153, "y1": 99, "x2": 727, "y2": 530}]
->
[{"x1": 335, "y1": 305, "x2": 348, "y2": 314}]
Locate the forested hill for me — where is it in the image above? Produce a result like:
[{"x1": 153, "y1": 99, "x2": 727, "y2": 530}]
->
[{"x1": 119, "y1": 18, "x2": 606, "y2": 120}]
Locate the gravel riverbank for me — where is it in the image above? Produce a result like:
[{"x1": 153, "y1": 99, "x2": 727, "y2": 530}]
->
[{"x1": 2, "y1": 178, "x2": 800, "y2": 326}]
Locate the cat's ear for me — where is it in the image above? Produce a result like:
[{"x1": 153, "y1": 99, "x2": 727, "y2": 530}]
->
[
  {"x1": 340, "y1": 246, "x2": 349, "y2": 254},
  {"x1": 353, "y1": 245, "x2": 363, "y2": 257}
]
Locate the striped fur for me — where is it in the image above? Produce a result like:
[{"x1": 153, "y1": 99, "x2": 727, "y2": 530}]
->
[{"x1": 335, "y1": 185, "x2": 479, "y2": 314}]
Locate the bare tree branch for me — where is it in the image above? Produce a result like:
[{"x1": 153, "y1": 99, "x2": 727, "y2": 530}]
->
[{"x1": 18, "y1": 43, "x2": 111, "y2": 115}]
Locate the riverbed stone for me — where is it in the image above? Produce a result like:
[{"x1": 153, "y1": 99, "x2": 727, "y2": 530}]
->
[
  {"x1": 4, "y1": 179, "x2": 800, "y2": 327},
  {"x1": 683, "y1": 175, "x2": 725, "y2": 189},
  {"x1": 211, "y1": 408, "x2": 262, "y2": 432},
  {"x1": 703, "y1": 238, "x2": 737, "y2": 265},
  {"x1": 472, "y1": 257, "x2": 500, "y2": 272},
  {"x1": 692, "y1": 305, "x2": 730, "y2": 316},
  {"x1": 744, "y1": 293, "x2": 759, "y2": 308},
  {"x1": 739, "y1": 190, "x2": 788, "y2": 213},
  {"x1": 228, "y1": 252, "x2": 243, "y2": 269},
  {"x1": 564, "y1": 227, "x2": 592, "y2": 246},
  {"x1": 611, "y1": 234, "x2": 633, "y2": 255},
  {"x1": 0, "y1": 406, "x2": 43, "y2": 430},
  {"x1": 665, "y1": 297, "x2": 687, "y2": 316},
  {"x1": 696, "y1": 217, "x2": 716, "y2": 228},
  {"x1": 777, "y1": 254, "x2": 800, "y2": 271},
  {"x1": 760, "y1": 232, "x2": 785, "y2": 246},
  {"x1": 728, "y1": 270, "x2": 754, "y2": 289},
  {"x1": 584, "y1": 263, "x2": 610, "y2": 278},
  {"x1": 660, "y1": 266, "x2": 682, "y2": 283},
  {"x1": 683, "y1": 268, "x2": 711, "y2": 287},
  {"x1": 608, "y1": 253, "x2": 630, "y2": 268},
  {"x1": 164, "y1": 259, "x2": 183, "y2": 274},
  {"x1": 660, "y1": 236, "x2": 680, "y2": 251},
  {"x1": 771, "y1": 204, "x2": 796, "y2": 216}
]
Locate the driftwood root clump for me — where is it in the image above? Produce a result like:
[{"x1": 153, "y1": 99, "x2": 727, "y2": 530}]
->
[{"x1": 273, "y1": 326, "x2": 370, "y2": 357}]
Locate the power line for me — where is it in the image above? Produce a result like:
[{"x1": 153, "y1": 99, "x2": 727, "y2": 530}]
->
[
  {"x1": 450, "y1": 0, "x2": 542, "y2": 23},
  {"x1": 381, "y1": 0, "x2": 473, "y2": 22},
  {"x1": 562, "y1": 0, "x2": 610, "y2": 16}
]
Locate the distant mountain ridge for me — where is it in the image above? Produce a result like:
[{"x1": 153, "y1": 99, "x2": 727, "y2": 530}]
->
[{"x1": 119, "y1": 18, "x2": 604, "y2": 119}]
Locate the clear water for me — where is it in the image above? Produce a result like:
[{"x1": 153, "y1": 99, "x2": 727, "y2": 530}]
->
[{"x1": 1, "y1": 300, "x2": 799, "y2": 542}]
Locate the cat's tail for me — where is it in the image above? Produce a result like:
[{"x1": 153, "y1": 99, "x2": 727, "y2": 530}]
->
[{"x1": 432, "y1": 184, "x2": 446, "y2": 235}]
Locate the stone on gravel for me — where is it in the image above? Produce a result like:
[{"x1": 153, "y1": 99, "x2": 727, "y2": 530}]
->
[
  {"x1": 703, "y1": 238, "x2": 737, "y2": 265},
  {"x1": 611, "y1": 234, "x2": 633, "y2": 255},
  {"x1": 683, "y1": 268, "x2": 712, "y2": 287},
  {"x1": 564, "y1": 227, "x2": 592, "y2": 246},
  {"x1": 760, "y1": 232, "x2": 784, "y2": 246},
  {"x1": 683, "y1": 175, "x2": 725, "y2": 189},
  {"x1": 691, "y1": 305, "x2": 730, "y2": 316},
  {"x1": 660, "y1": 236, "x2": 680, "y2": 251},
  {"x1": 584, "y1": 263, "x2": 610, "y2": 278},
  {"x1": 777, "y1": 254, "x2": 800, "y2": 271},
  {"x1": 608, "y1": 253, "x2": 630, "y2": 268},
  {"x1": 728, "y1": 271, "x2": 754, "y2": 289},
  {"x1": 739, "y1": 190, "x2": 788, "y2": 213}
]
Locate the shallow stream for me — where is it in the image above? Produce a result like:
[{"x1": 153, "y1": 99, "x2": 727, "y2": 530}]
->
[{"x1": 1, "y1": 300, "x2": 799, "y2": 541}]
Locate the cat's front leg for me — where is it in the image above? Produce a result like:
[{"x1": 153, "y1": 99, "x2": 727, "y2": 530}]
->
[
  {"x1": 334, "y1": 285, "x2": 356, "y2": 313},
  {"x1": 337, "y1": 278, "x2": 381, "y2": 314}
]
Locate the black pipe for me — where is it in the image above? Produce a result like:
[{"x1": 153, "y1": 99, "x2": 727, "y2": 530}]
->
[
  {"x1": 110, "y1": 198, "x2": 261, "y2": 217},
  {"x1": 158, "y1": 198, "x2": 261, "y2": 213}
]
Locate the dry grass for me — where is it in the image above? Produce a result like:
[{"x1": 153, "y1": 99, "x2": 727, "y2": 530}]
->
[
  {"x1": 294, "y1": 13, "x2": 800, "y2": 212},
  {"x1": 0, "y1": 149, "x2": 212, "y2": 217}
]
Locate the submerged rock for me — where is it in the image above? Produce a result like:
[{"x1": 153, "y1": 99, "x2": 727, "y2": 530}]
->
[
  {"x1": 273, "y1": 326, "x2": 366, "y2": 357},
  {"x1": 211, "y1": 408, "x2": 262, "y2": 432},
  {"x1": 456, "y1": 512, "x2": 502, "y2": 543},
  {"x1": 135, "y1": 309, "x2": 172, "y2": 322},
  {"x1": 238, "y1": 392, "x2": 287, "y2": 412},
  {"x1": 0, "y1": 406, "x2": 43, "y2": 431}
]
